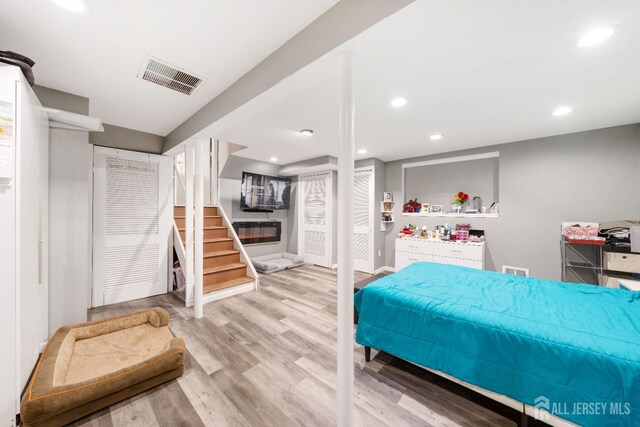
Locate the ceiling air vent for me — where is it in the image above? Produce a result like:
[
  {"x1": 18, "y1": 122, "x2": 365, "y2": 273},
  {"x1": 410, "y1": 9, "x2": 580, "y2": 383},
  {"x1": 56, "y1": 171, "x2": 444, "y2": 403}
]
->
[{"x1": 138, "y1": 57, "x2": 203, "y2": 95}]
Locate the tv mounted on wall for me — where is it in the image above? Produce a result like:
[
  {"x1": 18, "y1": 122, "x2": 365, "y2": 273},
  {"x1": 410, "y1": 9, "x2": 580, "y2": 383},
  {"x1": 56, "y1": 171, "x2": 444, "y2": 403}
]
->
[{"x1": 240, "y1": 171, "x2": 291, "y2": 212}]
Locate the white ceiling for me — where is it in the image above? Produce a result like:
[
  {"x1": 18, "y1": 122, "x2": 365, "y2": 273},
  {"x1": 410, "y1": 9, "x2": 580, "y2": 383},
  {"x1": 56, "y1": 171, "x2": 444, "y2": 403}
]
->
[
  {"x1": 0, "y1": 0, "x2": 339, "y2": 135},
  {"x1": 217, "y1": 0, "x2": 640, "y2": 164}
]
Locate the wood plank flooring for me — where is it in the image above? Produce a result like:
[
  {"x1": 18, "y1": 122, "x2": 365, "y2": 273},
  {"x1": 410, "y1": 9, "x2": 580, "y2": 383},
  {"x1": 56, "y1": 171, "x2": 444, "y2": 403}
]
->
[{"x1": 72, "y1": 265, "x2": 516, "y2": 427}]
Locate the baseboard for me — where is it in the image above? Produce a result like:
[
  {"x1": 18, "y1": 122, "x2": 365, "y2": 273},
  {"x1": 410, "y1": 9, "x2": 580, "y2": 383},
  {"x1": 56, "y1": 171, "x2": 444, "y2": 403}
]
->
[
  {"x1": 375, "y1": 266, "x2": 396, "y2": 274},
  {"x1": 202, "y1": 281, "x2": 255, "y2": 304}
]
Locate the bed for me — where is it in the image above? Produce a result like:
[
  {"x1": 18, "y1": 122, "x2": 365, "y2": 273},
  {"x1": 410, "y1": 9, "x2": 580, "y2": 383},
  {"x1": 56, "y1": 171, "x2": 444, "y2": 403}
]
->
[{"x1": 354, "y1": 262, "x2": 640, "y2": 427}]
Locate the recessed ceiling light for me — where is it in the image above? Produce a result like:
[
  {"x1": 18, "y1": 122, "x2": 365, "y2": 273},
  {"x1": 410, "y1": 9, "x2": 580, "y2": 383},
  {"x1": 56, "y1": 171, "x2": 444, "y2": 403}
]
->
[
  {"x1": 577, "y1": 26, "x2": 614, "y2": 48},
  {"x1": 300, "y1": 129, "x2": 314, "y2": 136},
  {"x1": 429, "y1": 134, "x2": 443, "y2": 141},
  {"x1": 51, "y1": 0, "x2": 91, "y2": 13},
  {"x1": 552, "y1": 106, "x2": 573, "y2": 116},
  {"x1": 270, "y1": 157, "x2": 278, "y2": 162},
  {"x1": 357, "y1": 149, "x2": 367, "y2": 154},
  {"x1": 390, "y1": 97, "x2": 407, "y2": 108}
]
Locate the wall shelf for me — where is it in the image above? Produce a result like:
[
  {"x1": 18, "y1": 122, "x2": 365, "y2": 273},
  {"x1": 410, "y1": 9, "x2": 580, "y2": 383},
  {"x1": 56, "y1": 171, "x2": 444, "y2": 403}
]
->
[
  {"x1": 381, "y1": 200, "x2": 395, "y2": 231},
  {"x1": 401, "y1": 212, "x2": 499, "y2": 218}
]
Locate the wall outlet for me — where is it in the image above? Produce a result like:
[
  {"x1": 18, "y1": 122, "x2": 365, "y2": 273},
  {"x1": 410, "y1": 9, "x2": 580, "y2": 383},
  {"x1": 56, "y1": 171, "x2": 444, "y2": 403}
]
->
[{"x1": 378, "y1": 249, "x2": 382, "y2": 257}]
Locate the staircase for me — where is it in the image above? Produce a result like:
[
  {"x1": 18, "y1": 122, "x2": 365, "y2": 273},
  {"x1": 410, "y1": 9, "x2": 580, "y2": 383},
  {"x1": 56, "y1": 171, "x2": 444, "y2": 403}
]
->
[{"x1": 174, "y1": 205, "x2": 254, "y2": 294}]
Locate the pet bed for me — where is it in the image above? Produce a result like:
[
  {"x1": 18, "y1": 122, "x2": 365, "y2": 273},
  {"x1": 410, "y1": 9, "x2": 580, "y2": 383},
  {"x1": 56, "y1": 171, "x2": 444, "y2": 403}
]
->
[
  {"x1": 20, "y1": 307, "x2": 184, "y2": 427},
  {"x1": 252, "y1": 252, "x2": 304, "y2": 274}
]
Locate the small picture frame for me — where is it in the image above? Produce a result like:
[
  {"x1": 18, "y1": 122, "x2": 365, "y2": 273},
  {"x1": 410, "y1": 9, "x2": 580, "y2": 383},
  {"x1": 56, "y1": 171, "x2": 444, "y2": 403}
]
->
[
  {"x1": 421, "y1": 203, "x2": 430, "y2": 213},
  {"x1": 430, "y1": 205, "x2": 443, "y2": 213},
  {"x1": 383, "y1": 202, "x2": 393, "y2": 212},
  {"x1": 383, "y1": 192, "x2": 393, "y2": 202}
]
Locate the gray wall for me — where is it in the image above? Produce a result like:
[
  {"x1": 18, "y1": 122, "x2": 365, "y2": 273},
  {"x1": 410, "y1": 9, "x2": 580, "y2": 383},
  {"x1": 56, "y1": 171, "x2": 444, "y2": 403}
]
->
[
  {"x1": 33, "y1": 85, "x2": 91, "y2": 333},
  {"x1": 384, "y1": 124, "x2": 640, "y2": 281},
  {"x1": 219, "y1": 155, "x2": 290, "y2": 257},
  {"x1": 405, "y1": 157, "x2": 499, "y2": 209},
  {"x1": 90, "y1": 123, "x2": 165, "y2": 154}
]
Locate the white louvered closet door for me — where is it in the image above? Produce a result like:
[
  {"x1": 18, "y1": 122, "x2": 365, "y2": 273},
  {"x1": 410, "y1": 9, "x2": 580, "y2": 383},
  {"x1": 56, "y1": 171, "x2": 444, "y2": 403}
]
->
[
  {"x1": 354, "y1": 167, "x2": 374, "y2": 273},
  {"x1": 92, "y1": 147, "x2": 172, "y2": 307},
  {"x1": 299, "y1": 171, "x2": 332, "y2": 268}
]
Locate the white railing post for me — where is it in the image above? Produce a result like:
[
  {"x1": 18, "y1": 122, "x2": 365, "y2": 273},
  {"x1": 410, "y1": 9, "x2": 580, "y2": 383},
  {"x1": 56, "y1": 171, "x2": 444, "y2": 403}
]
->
[
  {"x1": 185, "y1": 143, "x2": 195, "y2": 307},
  {"x1": 211, "y1": 139, "x2": 219, "y2": 206},
  {"x1": 337, "y1": 51, "x2": 355, "y2": 427},
  {"x1": 194, "y1": 139, "x2": 204, "y2": 319}
]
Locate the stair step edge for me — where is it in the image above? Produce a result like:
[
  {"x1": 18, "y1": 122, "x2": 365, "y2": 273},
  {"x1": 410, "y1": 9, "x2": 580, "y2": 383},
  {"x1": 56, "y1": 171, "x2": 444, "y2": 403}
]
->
[
  {"x1": 204, "y1": 263, "x2": 246, "y2": 274},
  {"x1": 204, "y1": 250, "x2": 240, "y2": 258},
  {"x1": 204, "y1": 276, "x2": 254, "y2": 293}
]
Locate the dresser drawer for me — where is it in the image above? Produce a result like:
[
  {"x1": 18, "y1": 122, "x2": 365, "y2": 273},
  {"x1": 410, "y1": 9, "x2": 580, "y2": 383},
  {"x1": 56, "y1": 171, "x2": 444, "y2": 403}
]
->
[
  {"x1": 433, "y1": 241, "x2": 483, "y2": 261},
  {"x1": 396, "y1": 239, "x2": 433, "y2": 255},
  {"x1": 433, "y1": 255, "x2": 483, "y2": 270},
  {"x1": 396, "y1": 250, "x2": 432, "y2": 267},
  {"x1": 605, "y1": 252, "x2": 640, "y2": 274}
]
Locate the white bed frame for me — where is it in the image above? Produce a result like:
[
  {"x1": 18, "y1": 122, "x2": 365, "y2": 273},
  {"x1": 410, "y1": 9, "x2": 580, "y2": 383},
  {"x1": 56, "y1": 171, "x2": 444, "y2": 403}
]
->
[{"x1": 366, "y1": 347, "x2": 577, "y2": 427}]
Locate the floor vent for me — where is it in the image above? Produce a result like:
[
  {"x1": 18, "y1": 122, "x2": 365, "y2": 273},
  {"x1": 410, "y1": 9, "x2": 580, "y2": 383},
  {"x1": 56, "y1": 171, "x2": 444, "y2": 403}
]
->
[
  {"x1": 138, "y1": 57, "x2": 203, "y2": 95},
  {"x1": 502, "y1": 265, "x2": 530, "y2": 277}
]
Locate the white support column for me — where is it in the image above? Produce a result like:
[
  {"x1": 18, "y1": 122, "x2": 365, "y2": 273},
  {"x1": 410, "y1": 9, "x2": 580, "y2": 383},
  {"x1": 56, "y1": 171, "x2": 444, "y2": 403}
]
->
[
  {"x1": 185, "y1": 143, "x2": 195, "y2": 308},
  {"x1": 337, "y1": 51, "x2": 355, "y2": 427},
  {"x1": 211, "y1": 139, "x2": 219, "y2": 206},
  {"x1": 194, "y1": 139, "x2": 204, "y2": 319}
]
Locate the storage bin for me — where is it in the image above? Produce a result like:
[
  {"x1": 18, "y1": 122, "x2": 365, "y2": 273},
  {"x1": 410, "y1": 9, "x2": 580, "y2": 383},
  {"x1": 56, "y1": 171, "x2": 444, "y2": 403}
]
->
[{"x1": 605, "y1": 252, "x2": 640, "y2": 274}]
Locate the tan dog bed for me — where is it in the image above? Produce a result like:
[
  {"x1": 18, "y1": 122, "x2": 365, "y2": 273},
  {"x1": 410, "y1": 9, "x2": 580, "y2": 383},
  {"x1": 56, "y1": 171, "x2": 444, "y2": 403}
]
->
[{"x1": 21, "y1": 307, "x2": 184, "y2": 427}]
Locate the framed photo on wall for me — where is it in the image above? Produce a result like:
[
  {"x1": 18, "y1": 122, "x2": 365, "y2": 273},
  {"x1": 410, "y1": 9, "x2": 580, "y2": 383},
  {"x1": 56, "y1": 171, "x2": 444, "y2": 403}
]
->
[{"x1": 430, "y1": 205, "x2": 443, "y2": 213}]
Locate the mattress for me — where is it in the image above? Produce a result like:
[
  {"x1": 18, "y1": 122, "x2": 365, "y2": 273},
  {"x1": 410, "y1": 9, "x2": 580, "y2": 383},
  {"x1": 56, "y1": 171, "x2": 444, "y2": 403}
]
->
[{"x1": 354, "y1": 262, "x2": 640, "y2": 427}]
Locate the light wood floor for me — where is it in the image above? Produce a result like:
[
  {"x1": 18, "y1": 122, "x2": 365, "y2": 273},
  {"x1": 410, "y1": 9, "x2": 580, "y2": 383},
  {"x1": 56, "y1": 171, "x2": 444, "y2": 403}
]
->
[{"x1": 72, "y1": 265, "x2": 516, "y2": 427}]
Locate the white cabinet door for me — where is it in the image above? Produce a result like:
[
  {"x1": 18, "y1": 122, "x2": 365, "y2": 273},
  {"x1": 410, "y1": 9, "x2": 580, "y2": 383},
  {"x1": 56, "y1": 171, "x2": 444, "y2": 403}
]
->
[
  {"x1": 354, "y1": 167, "x2": 374, "y2": 273},
  {"x1": 93, "y1": 147, "x2": 172, "y2": 306},
  {"x1": 299, "y1": 171, "x2": 332, "y2": 268}
]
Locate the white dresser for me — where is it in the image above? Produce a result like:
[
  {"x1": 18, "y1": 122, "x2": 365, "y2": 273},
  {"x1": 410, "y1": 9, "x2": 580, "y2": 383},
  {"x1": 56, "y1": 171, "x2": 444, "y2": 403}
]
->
[{"x1": 395, "y1": 237, "x2": 485, "y2": 271}]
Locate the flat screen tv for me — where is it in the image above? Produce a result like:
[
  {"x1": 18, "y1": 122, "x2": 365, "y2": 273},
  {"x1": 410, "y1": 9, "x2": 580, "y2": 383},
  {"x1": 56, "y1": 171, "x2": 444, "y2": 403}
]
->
[{"x1": 240, "y1": 171, "x2": 291, "y2": 211}]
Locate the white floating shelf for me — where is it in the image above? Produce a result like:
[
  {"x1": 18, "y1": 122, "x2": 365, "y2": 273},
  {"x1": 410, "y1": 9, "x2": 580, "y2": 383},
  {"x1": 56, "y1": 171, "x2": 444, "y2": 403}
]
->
[
  {"x1": 381, "y1": 210, "x2": 394, "y2": 213},
  {"x1": 401, "y1": 212, "x2": 499, "y2": 218}
]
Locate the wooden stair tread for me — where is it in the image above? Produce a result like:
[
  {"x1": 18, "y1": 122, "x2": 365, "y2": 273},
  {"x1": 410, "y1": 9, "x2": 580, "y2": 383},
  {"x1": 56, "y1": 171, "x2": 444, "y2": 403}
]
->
[
  {"x1": 204, "y1": 263, "x2": 246, "y2": 274},
  {"x1": 178, "y1": 226, "x2": 226, "y2": 231},
  {"x1": 204, "y1": 276, "x2": 253, "y2": 293},
  {"x1": 204, "y1": 250, "x2": 239, "y2": 258},
  {"x1": 204, "y1": 237, "x2": 233, "y2": 243},
  {"x1": 174, "y1": 205, "x2": 218, "y2": 207},
  {"x1": 174, "y1": 215, "x2": 221, "y2": 219}
]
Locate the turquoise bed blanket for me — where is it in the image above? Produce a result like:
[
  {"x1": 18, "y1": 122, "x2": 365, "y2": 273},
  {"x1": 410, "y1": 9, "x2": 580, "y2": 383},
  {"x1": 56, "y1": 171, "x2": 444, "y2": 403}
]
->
[{"x1": 354, "y1": 262, "x2": 640, "y2": 427}]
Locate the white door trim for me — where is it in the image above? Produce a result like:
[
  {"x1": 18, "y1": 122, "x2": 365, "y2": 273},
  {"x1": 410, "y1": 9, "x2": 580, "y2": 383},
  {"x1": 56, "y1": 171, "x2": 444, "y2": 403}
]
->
[
  {"x1": 92, "y1": 146, "x2": 172, "y2": 307},
  {"x1": 353, "y1": 166, "x2": 375, "y2": 273},
  {"x1": 298, "y1": 170, "x2": 333, "y2": 268}
]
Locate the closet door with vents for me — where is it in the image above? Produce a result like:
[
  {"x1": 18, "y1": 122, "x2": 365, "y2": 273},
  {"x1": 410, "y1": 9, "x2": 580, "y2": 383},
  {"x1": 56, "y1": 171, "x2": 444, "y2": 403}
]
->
[
  {"x1": 353, "y1": 167, "x2": 374, "y2": 273},
  {"x1": 92, "y1": 147, "x2": 172, "y2": 307},
  {"x1": 299, "y1": 171, "x2": 333, "y2": 268}
]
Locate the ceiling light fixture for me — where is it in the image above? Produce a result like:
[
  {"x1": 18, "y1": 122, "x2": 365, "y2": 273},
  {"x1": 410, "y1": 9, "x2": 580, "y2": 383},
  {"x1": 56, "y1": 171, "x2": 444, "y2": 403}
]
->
[
  {"x1": 429, "y1": 134, "x2": 443, "y2": 141},
  {"x1": 577, "y1": 26, "x2": 614, "y2": 48},
  {"x1": 300, "y1": 129, "x2": 314, "y2": 136},
  {"x1": 270, "y1": 157, "x2": 278, "y2": 162},
  {"x1": 552, "y1": 106, "x2": 573, "y2": 116},
  {"x1": 390, "y1": 97, "x2": 407, "y2": 108},
  {"x1": 51, "y1": 0, "x2": 91, "y2": 13},
  {"x1": 357, "y1": 149, "x2": 367, "y2": 154}
]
